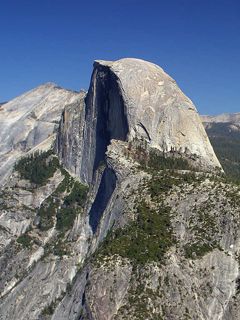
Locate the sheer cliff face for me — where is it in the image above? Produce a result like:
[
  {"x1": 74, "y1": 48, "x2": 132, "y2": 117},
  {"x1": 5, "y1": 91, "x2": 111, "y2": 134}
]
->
[
  {"x1": 54, "y1": 58, "x2": 222, "y2": 219},
  {"x1": 56, "y1": 91, "x2": 86, "y2": 178},
  {"x1": 1, "y1": 59, "x2": 235, "y2": 320},
  {"x1": 80, "y1": 59, "x2": 221, "y2": 183},
  {"x1": 80, "y1": 62, "x2": 129, "y2": 183},
  {"x1": 0, "y1": 83, "x2": 81, "y2": 186}
]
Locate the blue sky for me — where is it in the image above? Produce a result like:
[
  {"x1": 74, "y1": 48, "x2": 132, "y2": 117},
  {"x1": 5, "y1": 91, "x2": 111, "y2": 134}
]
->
[{"x1": 0, "y1": 0, "x2": 240, "y2": 114}]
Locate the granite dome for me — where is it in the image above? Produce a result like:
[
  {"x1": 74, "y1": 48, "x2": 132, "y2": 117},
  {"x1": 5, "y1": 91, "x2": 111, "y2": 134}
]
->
[{"x1": 86, "y1": 58, "x2": 221, "y2": 173}]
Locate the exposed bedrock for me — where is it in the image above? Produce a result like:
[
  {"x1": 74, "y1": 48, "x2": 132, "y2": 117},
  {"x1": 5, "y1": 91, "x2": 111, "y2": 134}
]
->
[
  {"x1": 80, "y1": 58, "x2": 221, "y2": 183},
  {"x1": 89, "y1": 167, "x2": 117, "y2": 234},
  {"x1": 55, "y1": 91, "x2": 86, "y2": 178},
  {"x1": 0, "y1": 83, "x2": 81, "y2": 186},
  {"x1": 55, "y1": 58, "x2": 222, "y2": 187},
  {"x1": 0, "y1": 58, "x2": 226, "y2": 320},
  {"x1": 54, "y1": 57, "x2": 223, "y2": 242},
  {"x1": 80, "y1": 63, "x2": 129, "y2": 184}
]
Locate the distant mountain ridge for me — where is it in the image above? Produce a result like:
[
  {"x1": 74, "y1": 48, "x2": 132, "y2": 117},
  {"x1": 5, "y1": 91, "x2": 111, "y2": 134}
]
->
[
  {"x1": 201, "y1": 112, "x2": 240, "y2": 123},
  {"x1": 202, "y1": 112, "x2": 240, "y2": 182}
]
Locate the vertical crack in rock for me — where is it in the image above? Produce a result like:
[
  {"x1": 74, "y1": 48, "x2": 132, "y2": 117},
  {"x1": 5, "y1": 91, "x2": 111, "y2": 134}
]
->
[{"x1": 89, "y1": 168, "x2": 117, "y2": 233}]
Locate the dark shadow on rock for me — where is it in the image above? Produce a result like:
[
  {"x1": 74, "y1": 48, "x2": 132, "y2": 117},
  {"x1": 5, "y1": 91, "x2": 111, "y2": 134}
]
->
[{"x1": 89, "y1": 167, "x2": 117, "y2": 233}]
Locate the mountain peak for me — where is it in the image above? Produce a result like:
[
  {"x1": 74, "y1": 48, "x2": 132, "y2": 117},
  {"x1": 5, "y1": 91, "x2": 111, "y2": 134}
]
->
[{"x1": 87, "y1": 58, "x2": 221, "y2": 175}]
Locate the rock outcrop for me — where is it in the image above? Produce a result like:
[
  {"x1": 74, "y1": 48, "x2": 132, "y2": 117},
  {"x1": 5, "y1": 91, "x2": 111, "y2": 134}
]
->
[
  {"x1": 2, "y1": 58, "x2": 238, "y2": 320},
  {"x1": 81, "y1": 58, "x2": 221, "y2": 183},
  {"x1": 55, "y1": 91, "x2": 86, "y2": 179},
  {"x1": 0, "y1": 83, "x2": 81, "y2": 186}
]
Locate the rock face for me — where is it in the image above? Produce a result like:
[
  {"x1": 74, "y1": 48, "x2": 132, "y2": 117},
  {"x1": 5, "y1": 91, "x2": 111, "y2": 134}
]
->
[
  {"x1": 2, "y1": 58, "x2": 239, "y2": 320},
  {"x1": 84, "y1": 59, "x2": 221, "y2": 180},
  {"x1": 55, "y1": 91, "x2": 86, "y2": 178},
  {"x1": 0, "y1": 83, "x2": 81, "y2": 186}
]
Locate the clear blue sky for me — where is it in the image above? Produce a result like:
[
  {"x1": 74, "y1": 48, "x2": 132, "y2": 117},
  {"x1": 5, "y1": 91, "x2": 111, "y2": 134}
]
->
[{"x1": 0, "y1": 0, "x2": 239, "y2": 115}]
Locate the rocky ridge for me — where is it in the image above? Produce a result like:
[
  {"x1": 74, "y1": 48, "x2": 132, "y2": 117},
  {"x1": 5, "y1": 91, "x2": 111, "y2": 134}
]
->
[
  {"x1": 201, "y1": 112, "x2": 240, "y2": 183},
  {"x1": 202, "y1": 113, "x2": 240, "y2": 124},
  {"x1": 1, "y1": 58, "x2": 240, "y2": 320},
  {"x1": 0, "y1": 83, "x2": 81, "y2": 186}
]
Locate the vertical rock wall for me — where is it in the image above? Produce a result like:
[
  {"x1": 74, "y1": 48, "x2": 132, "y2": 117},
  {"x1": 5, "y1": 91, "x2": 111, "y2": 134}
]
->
[
  {"x1": 55, "y1": 92, "x2": 86, "y2": 178},
  {"x1": 80, "y1": 63, "x2": 129, "y2": 184}
]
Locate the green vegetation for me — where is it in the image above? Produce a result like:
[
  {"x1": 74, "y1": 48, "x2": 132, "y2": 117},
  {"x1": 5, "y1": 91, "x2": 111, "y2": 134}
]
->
[
  {"x1": 36, "y1": 165, "x2": 88, "y2": 233},
  {"x1": 148, "y1": 171, "x2": 198, "y2": 198},
  {"x1": 12, "y1": 149, "x2": 91, "y2": 258},
  {"x1": 184, "y1": 242, "x2": 215, "y2": 259},
  {"x1": 56, "y1": 181, "x2": 88, "y2": 232},
  {"x1": 14, "y1": 150, "x2": 59, "y2": 185},
  {"x1": 206, "y1": 123, "x2": 240, "y2": 183},
  {"x1": 63, "y1": 181, "x2": 88, "y2": 207},
  {"x1": 117, "y1": 264, "x2": 166, "y2": 320},
  {"x1": 126, "y1": 141, "x2": 197, "y2": 175},
  {"x1": 95, "y1": 159, "x2": 204, "y2": 265},
  {"x1": 41, "y1": 302, "x2": 56, "y2": 316},
  {"x1": 44, "y1": 233, "x2": 71, "y2": 257},
  {"x1": 56, "y1": 207, "x2": 77, "y2": 232},
  {"x1": 147, "y1": 150, "x2": 192, "y2": 171},
  {"x1": 183, "y1": 196, "x2": 221, "y2": 259},
  {"x1": 26, "y1": 161, "x2": 89, "y2": 256},
  {"x1": 35, "y1": 169, "x2": 88, "y2": 257},
  {"x1": 131, "y1": 144, "x2": 194, "y2": 173},
  {"x1": 38, "y1": 197, "x2": 58, "y2": 231},
  {"x1": 98, "y1": 200, "x2": 174, "y2": 264},
  {"x1": 17, "y1": 234, "x2": 33, "y2": 249},
  {"x1": 41, "y1": 285, "x2": 73, "y2": 316}
]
